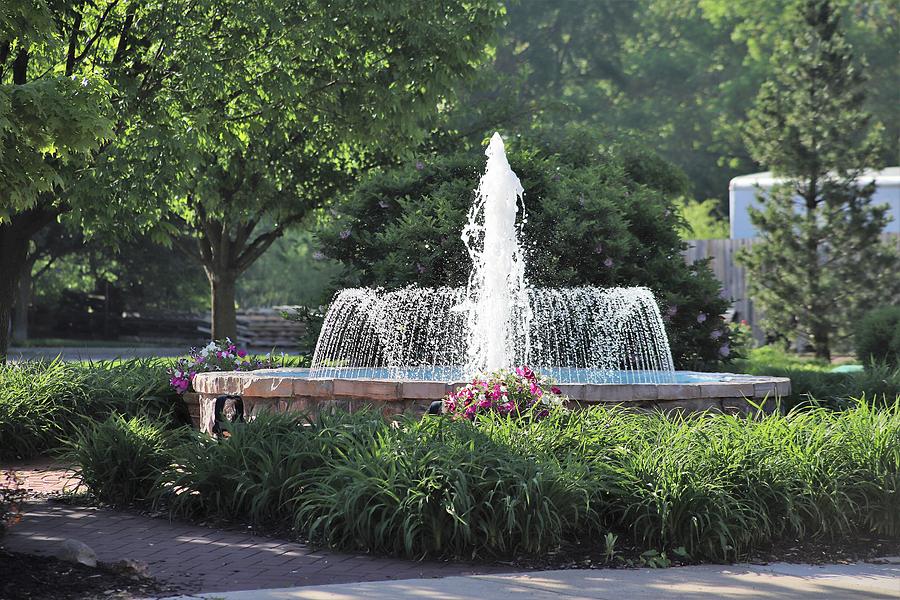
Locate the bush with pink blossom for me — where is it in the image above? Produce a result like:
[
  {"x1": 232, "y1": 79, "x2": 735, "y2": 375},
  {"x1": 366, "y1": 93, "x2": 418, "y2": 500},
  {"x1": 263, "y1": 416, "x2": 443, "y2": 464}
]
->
[
  {"x1": 442, "y1": 366, "x2": 567, "y2": 420},
  {"x1": 168, "y1": 339, "x2": 277, "y2": 394}
]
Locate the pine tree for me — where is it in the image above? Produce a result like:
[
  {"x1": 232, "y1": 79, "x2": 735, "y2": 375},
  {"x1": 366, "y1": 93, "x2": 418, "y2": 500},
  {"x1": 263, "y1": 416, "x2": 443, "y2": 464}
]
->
[{"x1": 739, "y1": 0, "x2": 898, "y2": 360}]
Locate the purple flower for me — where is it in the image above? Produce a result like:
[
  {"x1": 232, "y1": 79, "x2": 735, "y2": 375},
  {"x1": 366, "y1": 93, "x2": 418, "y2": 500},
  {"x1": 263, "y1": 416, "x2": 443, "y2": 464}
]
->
[
  {"x1": 415, "y1": 160, "x2": 425, "y2": 171},
  {"x1": 312, "y1": 251, "x2": 325, "y2": 261},
  {"x1": 237, "y1": 349, "x2": 248, "y2": 358},
  {"x1": 551, "y1": 386, "x2": 561, "y2": 395},
  {"x1": 697, "y1": 312, "x2": 708, "y2": 323},
  {"x1": 378, "y1": 200, "x2": 389, "y2": 209},
  {"x1": 666, "y1": 305, "x2": 678, "y2": 317},
  {"x1": 718, "y1": 344, "x2": 731, "y2": 357},
  {"x1": 339, "y1": 229, "x2": 351, "y2": 240},
  {"x1": 593, "y1": 243, "x2": 603, "y2": 254},
  {"x1": 710, "y1": 329, "x2": 723, "y2": 340},
  {"x1": 603, "y1": 257, "x2": 614, "y2": 268},
  {"x1": 416, "y1": 263, "x2": 427, "y2": 273}
]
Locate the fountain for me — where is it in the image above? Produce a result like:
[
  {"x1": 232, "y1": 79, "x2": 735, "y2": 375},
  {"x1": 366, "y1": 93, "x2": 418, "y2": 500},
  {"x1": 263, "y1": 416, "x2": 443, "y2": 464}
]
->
[{"x1": 192, "y1": 134, "x2": 789, "y2": 429}]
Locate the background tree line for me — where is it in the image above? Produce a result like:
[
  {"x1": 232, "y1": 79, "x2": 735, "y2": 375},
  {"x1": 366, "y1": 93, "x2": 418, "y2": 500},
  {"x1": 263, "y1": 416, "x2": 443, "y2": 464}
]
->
[{"x1": 2, "y1": 0, "x2": 897, "y2": 362}]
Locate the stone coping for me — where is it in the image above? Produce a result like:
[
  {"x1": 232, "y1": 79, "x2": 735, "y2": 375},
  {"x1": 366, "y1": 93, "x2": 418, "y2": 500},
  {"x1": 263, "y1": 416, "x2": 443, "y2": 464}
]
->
[{"x1": 193, "y1": 369, "x2": 791, "y2": 403}]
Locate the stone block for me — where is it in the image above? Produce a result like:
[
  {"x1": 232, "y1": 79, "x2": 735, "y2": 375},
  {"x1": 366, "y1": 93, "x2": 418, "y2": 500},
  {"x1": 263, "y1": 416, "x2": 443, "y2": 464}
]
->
[
  {"x1": 555, "y1": 384, "x2": 585, "y2": 401},
  {"x1": 699, "y1": 382, "x2": 755, "y2": 399},
  {"x1": 753, "y1": 382, "x2": 778, "y2": 398},
  {"x1": 191, "y1": 374, "x2": 217, "y2": 395},
  {"x1": 656, "y1": 384, "x2": 701, "y2": 400},
  {"x1": 241, "y1": 374, "x2": 293, "y2": 398},
  {"x1": 775, "y1": 379, "x2": 792, "y2": 397},
  {"x1": 721, "y1": 397, "x2": 752, "y2": 416},
  {"x1": 284, "y1": 397, "x2": 315, "y2": 415},
  {"x1": 657, "y1": 397, "x2": 721, "y2": 414},
  {"x1": 630, "y1": 384, "x2": 659, "y2": 401},
  {"x1": 401, "y1": 381, "x2": 448, "y2": 400},
  {"x1": 293, "y1": 378, "x2": 334, "y2": 399},
  {"x1": 333, "y1": 379, "x2": 400, "y2": 401},
  {"x1": 584, "y1": 384, "x2": 634, "y2": 402}
]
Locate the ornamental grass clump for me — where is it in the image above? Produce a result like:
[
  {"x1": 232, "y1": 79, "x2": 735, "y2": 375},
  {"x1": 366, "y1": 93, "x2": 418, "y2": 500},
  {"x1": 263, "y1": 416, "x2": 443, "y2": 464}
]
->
[
  {"x1": 158, "y1": 411, "x2": 322, "y2": 525},
  {"x1": 293, "y1": 413, "x2": 595, "y2": 559},
  {"x1": 64, "y1": 414, "x2": 188, "y2": 505},
  {"x1": 0, "y1": 358, "x2": 174, "y2": 459}
]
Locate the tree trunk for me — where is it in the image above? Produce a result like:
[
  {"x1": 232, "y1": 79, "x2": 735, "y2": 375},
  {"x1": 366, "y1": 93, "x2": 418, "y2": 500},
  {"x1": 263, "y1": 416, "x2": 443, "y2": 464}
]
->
[
  {"x1": 208, "y1": 269, "x2": 238, "y2": 341},
  {"x1": 811, "y1": 325, "x2": 831, "y2": 361},
  {"x1": 0, "y1": 227, "x2": 31, "y2": 362},
  {"x1": 11, "y1": 260, "x2": 34, "y2": 343}
]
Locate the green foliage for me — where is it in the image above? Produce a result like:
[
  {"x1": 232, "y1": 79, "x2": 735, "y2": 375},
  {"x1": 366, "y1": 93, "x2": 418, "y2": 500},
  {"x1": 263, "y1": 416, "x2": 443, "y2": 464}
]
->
[
  {"x1": 158, "y1": 411, "x2": 334, "y2": 524},
  {"x1": 238, "y1": 229, "x2": 343, "y2": 309},
  {"x1": 295, "y1": 415, "x2": 593, "y2": 559},
  {"x1": 442, "y1": 0, "x2": 899, "y2": 207},
  {"x1": 738, "y1": 0, "x2": 900, "y2": 360},
  {"x1": 856, "y1": 306, "x2": 900, "y2": 367},
  {"x1": 675, "y1": 199, "x2": 729, "y2": 240},
  {"x1": 733, "y1": 345, "x2": 900, "y2": 409},
  {"x1": 81, "y1": 403, "x2": 900, "y2": 561},
  {"x1": 320, "y1": 129, "x2": 736, "y2": 369},
  {"x1": 126, "y1": 0, "x2": 505, "y2": 339},
  {"x1": 63, "y1": 414, "x2": 187, "y2": 505},
  {"x1": 0, "y1": 359, "x2": 175, "y2": 460}
]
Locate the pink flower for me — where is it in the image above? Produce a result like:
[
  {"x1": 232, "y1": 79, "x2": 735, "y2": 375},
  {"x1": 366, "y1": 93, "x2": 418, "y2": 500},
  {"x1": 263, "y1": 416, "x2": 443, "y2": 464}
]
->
[
  {"x1": 515, "y1": 366, "x2": 535, "y2": 380},
  {"x1": 551, "y1": 386, "x2": 561, "y2": 395}
]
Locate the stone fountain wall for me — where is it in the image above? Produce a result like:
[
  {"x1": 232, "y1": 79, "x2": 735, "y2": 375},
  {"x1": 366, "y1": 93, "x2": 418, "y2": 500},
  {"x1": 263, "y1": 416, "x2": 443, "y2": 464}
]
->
[{"x1": 188, "y1": 370, "x2": 791, "y2": 434}]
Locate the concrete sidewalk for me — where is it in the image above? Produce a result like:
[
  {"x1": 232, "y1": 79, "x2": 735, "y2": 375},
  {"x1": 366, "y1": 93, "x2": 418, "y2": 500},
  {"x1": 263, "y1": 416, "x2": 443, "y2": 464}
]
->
[{"x1": 168, "y1": 562, "x2": 900, "y2": 600}]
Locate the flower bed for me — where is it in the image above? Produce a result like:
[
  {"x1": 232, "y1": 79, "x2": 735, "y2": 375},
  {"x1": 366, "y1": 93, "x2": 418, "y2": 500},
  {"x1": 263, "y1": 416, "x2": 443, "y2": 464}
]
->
[
  {"x1": 169, "y1": 339, "x2": 277, "y2": 393},
  {"x1": 443, "y1": 366, "x2": 565, "y2": 420}
]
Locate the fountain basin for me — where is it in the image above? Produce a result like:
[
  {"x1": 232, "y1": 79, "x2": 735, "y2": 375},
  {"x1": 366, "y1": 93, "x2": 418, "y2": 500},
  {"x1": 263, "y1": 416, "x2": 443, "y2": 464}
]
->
[{"x1": 189, "y1": 368, "x2": 791, "y2": 433}]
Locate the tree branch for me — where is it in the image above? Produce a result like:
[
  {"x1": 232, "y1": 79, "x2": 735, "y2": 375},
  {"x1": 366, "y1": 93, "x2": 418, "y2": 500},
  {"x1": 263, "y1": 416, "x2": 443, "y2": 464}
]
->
[
  {"x1": 73, "y1": 1, "x2": 121, "y2": 67},
  {"x1": 234, "y1": 213, "x2": 307, "y2": 272}
]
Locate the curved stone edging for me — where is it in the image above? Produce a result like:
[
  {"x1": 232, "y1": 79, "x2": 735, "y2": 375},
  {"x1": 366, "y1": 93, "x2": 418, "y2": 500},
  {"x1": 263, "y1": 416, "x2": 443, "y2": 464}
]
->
[{"x1": 187, "y1": 370, "x2": 792, "y2": 432}]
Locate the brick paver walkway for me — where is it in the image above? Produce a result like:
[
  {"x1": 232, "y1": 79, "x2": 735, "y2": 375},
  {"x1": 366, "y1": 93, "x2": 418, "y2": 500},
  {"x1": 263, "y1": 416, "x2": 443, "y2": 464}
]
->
[
  {"x1": 3, "y1": 458, "x2": 79, "y2": 495},
  {"x1": 1, "y1": 460, "x2": 511, "y2": 594}
]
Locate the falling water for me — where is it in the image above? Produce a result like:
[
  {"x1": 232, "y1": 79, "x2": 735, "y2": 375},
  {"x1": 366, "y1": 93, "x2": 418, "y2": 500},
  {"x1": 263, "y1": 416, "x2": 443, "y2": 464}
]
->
[
  {"x1": 310, "y1": 133, "x2": 676, "y2": 384},
  {"x1": 460, "y1": 132, "x2": 531, "y2": 374}
]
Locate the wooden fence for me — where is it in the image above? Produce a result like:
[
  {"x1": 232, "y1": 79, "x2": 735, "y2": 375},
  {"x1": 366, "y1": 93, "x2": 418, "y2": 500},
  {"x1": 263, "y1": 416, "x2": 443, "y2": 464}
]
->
[{"x1": 683, "y1": 233, "x2": 900, "y2": 338}]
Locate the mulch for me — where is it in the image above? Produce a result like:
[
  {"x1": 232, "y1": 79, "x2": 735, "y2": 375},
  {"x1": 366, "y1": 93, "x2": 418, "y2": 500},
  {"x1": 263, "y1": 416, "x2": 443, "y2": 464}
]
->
[{"x1": 0, "y1": 549, "x2": 178, "y2": 600}]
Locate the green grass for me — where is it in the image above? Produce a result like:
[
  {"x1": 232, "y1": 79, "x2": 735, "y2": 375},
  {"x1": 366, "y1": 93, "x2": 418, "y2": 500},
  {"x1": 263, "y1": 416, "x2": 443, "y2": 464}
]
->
[{"x1": 66, "y1": 402, "x2": 900, "y2": 562}]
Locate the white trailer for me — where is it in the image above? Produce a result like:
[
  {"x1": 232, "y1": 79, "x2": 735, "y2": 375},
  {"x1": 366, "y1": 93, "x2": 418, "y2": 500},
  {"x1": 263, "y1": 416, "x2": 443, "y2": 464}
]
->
[{"x1": 729, "y1": 167, "x2": 900, "y2": 239}]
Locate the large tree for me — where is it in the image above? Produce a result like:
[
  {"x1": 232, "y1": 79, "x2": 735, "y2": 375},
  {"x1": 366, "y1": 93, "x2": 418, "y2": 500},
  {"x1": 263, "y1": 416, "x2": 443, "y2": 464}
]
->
[
  {"x1": 738, "y1": 0, "x2": 898, "y2": 359},
  {"x1": 1, "y1": 1, "x2": 116, "y2": 359},
  {"x1": 1, "y1": 0, "x2": 503, "y2": 357},
  {"x1": 125, "y1": 0, "x2": 503, "y2": 339}
]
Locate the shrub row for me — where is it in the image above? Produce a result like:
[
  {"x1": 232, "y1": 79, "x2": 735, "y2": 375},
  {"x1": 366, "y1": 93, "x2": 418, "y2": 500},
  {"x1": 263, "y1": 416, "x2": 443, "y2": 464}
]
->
[
  {"x1": 69, "y1": 403, "x2": 900, "y2": 562},
  {"x1": 0, "y1": 359, "x2": 176, "y2": 460},
  {"x1": 734, "y1": 346, "x2": 900, "y2": 410}
]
